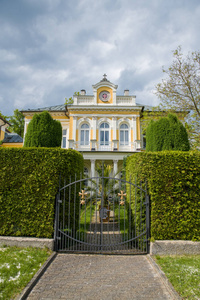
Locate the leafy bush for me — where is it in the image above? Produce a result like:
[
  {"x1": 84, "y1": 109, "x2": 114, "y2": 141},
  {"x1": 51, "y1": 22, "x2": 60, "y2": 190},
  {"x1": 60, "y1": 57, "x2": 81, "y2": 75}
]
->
[
  {"x1": 146, "y1": 114, "x2": 190, "y2": 151},
  {"x1": 0, "y1": 148, "x2": 84, "y2": 238},
  {"x1": 126, "y1": 151, "x2": 200, "y2": 241},
  {"x1": 24, "y1": 111, "x2": 62, "y2": 147}
]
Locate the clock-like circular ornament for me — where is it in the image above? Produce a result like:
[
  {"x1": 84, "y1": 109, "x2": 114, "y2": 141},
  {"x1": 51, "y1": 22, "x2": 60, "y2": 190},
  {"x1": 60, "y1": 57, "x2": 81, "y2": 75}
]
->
[{"x1": 99, "y1": 90, "x2": 111, "y2": 102}]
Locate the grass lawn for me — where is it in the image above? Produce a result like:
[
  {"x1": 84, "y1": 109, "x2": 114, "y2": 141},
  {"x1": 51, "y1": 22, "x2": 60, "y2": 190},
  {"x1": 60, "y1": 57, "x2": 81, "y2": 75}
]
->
[
  {"x1": 154, "y1": 255, "x2": 200, "y2": 299},
  {"x1": 0, "y1": 245, "x2": 52, "y2": 300}
]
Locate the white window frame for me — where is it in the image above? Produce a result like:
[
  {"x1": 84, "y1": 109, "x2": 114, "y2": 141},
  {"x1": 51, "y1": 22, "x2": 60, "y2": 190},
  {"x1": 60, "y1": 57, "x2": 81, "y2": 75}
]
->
[
  {"x1": 99, "y1": 122, "x2": 110, "y2": 146},
  {"x1": 62, "y1": 128, "x2": 68, "y2": 148},
  {"x1": 80, "y1": 123, "x2": 90, "y2": 146},
  {"x1": 119, "y1": 123, "x2": 129, "y2": 146}
]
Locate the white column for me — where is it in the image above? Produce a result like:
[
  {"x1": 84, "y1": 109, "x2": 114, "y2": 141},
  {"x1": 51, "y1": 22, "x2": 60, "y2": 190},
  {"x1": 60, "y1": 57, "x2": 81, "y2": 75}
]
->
[
  {"x1": 112, "y1": 117, "x2": 117, "y2": 140},
  {"x1": 132, "y1": 116, "x2": 137, "y2": 141},
  {"x1": 113, "y1": 90, "x2": 117, "y2": 105},
  {"x1": 73, "y1": 96, "x2": 77, "y2": 105},
  {"x1": 113, "y1": 160, "x2": 118, "y2": 177},
  {"x1": 93, "y1": 89, "x2": 97, "y2": 104},
  {"x1": 73, "y1": 116, "x2": 77, "y2": 141},
  {"x1": 91, "y1": 159, "x2": 96, "y2": 178},
  {"x1": 92, "y1": 116, "x2": 97, "y2": 139},
  {"x1": 23, "y1": 119, "x2": 30, "y2": 144}
]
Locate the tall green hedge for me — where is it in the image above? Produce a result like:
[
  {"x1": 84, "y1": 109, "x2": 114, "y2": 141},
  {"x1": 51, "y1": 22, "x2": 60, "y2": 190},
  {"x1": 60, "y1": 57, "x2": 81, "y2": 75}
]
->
[
  {"x1": 126, "y1": 151, "x2": 200, "y2": 241},
  {"x1": 24, "y1": 111, "x2": 62, "y2": 147},
  {"x1": 146, "y1": 114, "x2": 190, "y2": 151},
  {"x1": 0, "y1": 148, "x2": 84, "y2": 238}
]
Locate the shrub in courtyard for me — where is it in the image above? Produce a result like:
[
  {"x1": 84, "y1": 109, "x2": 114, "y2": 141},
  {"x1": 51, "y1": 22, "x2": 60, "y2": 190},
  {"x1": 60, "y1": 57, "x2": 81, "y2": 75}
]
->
[
  {"x1": 24, "y1": 111, "x2": 62, "y2": 147},
  {"x1": 146, "y1": 114, "x2": 190, "y2": 151}
]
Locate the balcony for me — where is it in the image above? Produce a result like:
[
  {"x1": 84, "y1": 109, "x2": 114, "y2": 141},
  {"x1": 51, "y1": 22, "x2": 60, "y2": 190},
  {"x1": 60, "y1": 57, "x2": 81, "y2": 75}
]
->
[{"x1": 68, "y1": 140, "x2": 141, "y2": 152}]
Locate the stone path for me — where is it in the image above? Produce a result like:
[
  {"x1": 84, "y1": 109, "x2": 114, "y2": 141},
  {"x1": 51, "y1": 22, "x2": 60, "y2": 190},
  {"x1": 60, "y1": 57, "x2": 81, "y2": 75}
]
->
[{"x1": 27, "y1": 254, "x2": 179, "y2": 300}]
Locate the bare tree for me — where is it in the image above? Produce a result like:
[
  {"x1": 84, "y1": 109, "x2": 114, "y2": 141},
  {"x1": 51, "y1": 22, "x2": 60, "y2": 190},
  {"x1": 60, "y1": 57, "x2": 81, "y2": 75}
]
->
[{"x1": 155, "y1": 46, "x2": 200, "y2": 149}]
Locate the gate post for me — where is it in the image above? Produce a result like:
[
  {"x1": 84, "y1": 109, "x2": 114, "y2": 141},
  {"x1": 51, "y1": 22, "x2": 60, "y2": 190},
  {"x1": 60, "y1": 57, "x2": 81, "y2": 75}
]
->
[
  {"x1": 145, "y1": 193, "x2": 150, "y2": 253},
  {"x1": 54, "y1": 192, "x2": 60, "y2": 252}
]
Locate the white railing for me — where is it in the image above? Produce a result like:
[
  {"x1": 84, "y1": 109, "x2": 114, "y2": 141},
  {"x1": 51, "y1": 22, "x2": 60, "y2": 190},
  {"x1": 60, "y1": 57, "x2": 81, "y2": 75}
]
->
[
  {"x1": 69, "y1": 140, "x2": 141, "y2": 152},
  {"x1": 97, "y1": 142, "x2": 112, "y2": 151},
  {"x1": 73, "y1": 141, "x2": 90, "y2": 151},
  {"x1": 77, "y1": 97, "x2": 94, "y2": 105},
  {"x1": 116, "y1": 97, "x2": 135, "y2": 106}
]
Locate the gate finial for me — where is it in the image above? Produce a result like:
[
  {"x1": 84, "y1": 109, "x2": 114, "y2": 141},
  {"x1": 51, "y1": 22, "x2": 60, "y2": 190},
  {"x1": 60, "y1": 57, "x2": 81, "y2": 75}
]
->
[
  {"x1": 79, "y1": 189, "x2": 88, "y2": 205},
  {"x1": 118, "y1": 190, "x2": 126, "y2": 205}
]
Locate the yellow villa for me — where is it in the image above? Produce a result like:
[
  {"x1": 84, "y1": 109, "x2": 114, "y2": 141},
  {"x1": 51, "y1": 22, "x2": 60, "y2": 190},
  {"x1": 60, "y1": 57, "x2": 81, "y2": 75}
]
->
[{"x1": 22, "y1": 75, "x2": 145, "y2": 175}]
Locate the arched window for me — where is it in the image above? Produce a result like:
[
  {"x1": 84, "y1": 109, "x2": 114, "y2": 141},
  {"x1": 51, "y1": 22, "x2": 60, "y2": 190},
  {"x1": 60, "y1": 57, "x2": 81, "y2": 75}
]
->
[
  {"x1": 100, "y1": 122, "x2": 109, "y2": 145},
  {"x1": 80, "y1": 124, "x2": 89, "y2": 145},
  {"x1": 120, "y1": 124, "x2": 129, "y2": 145}
]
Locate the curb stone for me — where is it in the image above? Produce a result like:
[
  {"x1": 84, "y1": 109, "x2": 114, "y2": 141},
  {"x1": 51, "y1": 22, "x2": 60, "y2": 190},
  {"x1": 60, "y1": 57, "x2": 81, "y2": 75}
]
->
[
  {"x1": 15, "y1": 252, "x2": 57, "y2": 300},
  {"x1": 147, "y1": 255, "x2": 182, "y2": 300}
]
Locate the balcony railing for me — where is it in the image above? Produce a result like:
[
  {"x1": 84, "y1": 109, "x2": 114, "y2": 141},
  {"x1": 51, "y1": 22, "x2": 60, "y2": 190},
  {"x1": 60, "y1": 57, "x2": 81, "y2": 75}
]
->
[{"x1": 68, "y1": 140, "x2": 141, "y2": 152}]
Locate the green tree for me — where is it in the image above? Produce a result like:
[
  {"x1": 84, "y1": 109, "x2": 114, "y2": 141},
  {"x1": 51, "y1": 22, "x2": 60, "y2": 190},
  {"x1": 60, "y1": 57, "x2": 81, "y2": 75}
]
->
[
  {"x1": 64, "y1": 92, "x2": 80, "y2": 105},
  {"x1": 146, "y1": 114, "x2": 190, "y2": 152},
  {"x1": 155, "y1": 46, "x2": 200, "y2": 149},
  {"x1": 8, "y1": 109, "x2": 24, "y2": 137},
  {"x1": 24, "y1": 111, "x2": 62, "y2": 147},
  {"x1": 0, "y1": 111, "x2": 8, "y2": 121}
]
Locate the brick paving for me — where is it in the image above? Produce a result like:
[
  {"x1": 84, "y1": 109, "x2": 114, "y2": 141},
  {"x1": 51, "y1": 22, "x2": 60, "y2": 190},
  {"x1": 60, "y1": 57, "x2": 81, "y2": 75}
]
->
[{"x1": 27, "y1": 254, "x2": 179, "y2": 300}]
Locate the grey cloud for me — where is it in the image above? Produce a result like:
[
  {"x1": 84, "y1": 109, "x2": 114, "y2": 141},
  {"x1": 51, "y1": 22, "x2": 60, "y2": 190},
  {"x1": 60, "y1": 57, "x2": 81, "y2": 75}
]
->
[{"x1": 1, "y1": 0, "x2": 200, "y2": 116}]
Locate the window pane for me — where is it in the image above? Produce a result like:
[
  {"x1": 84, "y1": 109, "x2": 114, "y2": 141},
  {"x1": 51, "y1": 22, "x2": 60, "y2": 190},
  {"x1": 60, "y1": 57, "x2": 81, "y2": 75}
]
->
[
  {"x1": 63, "y1": 129, "x2": 67, "y2": 135},
  {"x1": 120, "y1": 131, "x2": 124, "y2": 145},
  {"x1": 125, "y1": 131, "x2": 129, "y2": 143},
  {"x1": 81, "y1": 124, "x2": 89, "y2": 129},
  {"x1": 85, "y1": 130, "x2": 89, "y2": 145},
  {"x1": 120, "y1": 124, "x2": 128, "y2": 129},
  {"x1": 62, "y1": 137, "x2": 66, "y2": 148},
  {"x1": 105, "y1": 131, "x2": 109, "y2": 144},
  {"x1": 100, "y1": 123, "x2": 104, "y2": 128},
  {"x1": 100, "y1": 131, "x2": 104, "y2": 144},
  {"x1": 81, "y1": 130, "x2": 84, "y2": 145},
  {"x1": 105, "y1": 123, "x2": 109, "y2": 128}
]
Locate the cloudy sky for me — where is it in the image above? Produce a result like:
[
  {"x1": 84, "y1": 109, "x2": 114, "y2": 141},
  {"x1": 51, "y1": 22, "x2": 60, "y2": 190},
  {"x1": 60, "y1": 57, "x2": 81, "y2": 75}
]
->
[{"x1": 1, "y1": 0, "x2": 200, "y2": 116}]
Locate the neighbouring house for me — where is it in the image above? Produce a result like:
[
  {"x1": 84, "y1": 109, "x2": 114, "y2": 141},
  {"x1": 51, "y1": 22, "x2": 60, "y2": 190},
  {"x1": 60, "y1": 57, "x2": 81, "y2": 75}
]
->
[
  {"x1": 22, "y1": 75, "x2": 148, "y2": 175},
  {"x1": 0, "y1": 116, "x2": 10, "y2": 142},
  {"x1": 1, "y1": 132, "x2": 23, "y2": 148},
  {"x1": 0, "y1": 116, "x2": 23, "y2": 148}
]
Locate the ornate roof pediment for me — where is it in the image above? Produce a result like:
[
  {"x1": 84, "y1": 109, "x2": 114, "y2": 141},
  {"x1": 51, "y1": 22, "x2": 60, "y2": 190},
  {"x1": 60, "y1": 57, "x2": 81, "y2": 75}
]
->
[{"x1": 92, "y1": 74, "x2": 118, "y2": 91}]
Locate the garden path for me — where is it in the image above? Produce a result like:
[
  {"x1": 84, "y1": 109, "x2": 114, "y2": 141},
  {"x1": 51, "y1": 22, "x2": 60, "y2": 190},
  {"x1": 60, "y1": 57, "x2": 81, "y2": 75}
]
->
[{"x1": 27, "y1": 254, "x2": 180, "y2": 299}]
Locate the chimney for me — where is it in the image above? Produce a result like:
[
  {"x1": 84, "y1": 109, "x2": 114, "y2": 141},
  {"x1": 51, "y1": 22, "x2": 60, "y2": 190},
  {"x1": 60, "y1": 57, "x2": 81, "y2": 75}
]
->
[
  {"x1": 124, "y1": 89, "x2": 129, "y2": 96},
  {"x1": 81, "y1": 89, "x2": 86, "y2": 95}
]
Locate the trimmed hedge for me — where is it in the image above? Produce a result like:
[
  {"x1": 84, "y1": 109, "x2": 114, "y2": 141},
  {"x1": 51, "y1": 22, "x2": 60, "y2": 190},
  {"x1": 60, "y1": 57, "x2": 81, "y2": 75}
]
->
[
  {"x1": 24, "y1": 111, "x2": 62, "y2": 147},
  {"x1": 126, "y1": 151, "x2": 200, "y2": 241},
  {"x1": 146, "y1": 114, "x2": 190, "y2": 151},
  {"x1": 0, "y1": 148, "x2": 84, "y2": 238}
]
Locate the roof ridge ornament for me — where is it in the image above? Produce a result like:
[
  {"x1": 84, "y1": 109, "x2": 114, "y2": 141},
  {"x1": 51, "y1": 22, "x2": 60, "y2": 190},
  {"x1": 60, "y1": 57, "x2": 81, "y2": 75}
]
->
[{"x1": 101, "y1": 73, "x2": 108, "y2": 82}]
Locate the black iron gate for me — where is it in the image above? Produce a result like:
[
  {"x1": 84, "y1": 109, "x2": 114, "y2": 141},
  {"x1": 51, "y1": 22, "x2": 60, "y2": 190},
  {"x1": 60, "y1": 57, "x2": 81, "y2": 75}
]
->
[{"x1": 54, "y1": 172, "x2": 150, "y2": 254}]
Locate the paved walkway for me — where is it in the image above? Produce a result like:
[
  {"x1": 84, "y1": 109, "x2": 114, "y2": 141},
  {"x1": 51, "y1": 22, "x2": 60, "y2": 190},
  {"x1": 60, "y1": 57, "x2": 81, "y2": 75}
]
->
[{"x1": 27, "y1": 254, "x2": 179, "y2": 300}]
